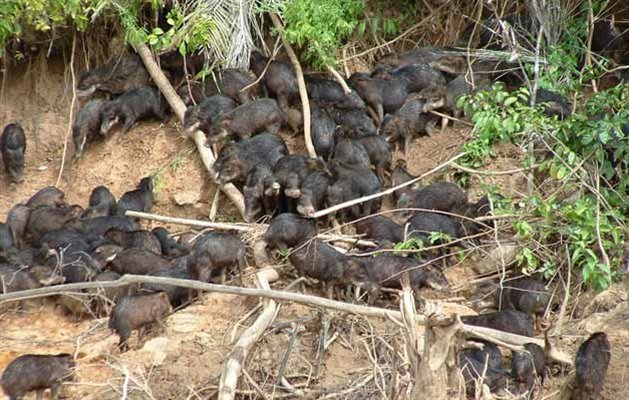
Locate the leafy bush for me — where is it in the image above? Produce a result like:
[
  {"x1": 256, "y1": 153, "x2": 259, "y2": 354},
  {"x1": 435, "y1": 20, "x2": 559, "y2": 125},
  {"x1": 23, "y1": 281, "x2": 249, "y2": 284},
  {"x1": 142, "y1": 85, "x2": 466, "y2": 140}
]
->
[
  {"x1": 0, "y1": 0, "x2": 95, "y2": 53},
  {"x1": 458, "y1": 71, "x2": 628, "y2": 290},
  {"x1": 455, "y1": 83, "x2": 546, "y2": 186},
  {"x1": 280, "y1": 0, "x2": 364, "y2": 68},
  {"x1": 0, "y1": 0, "x2": 218, "y2": 59}
]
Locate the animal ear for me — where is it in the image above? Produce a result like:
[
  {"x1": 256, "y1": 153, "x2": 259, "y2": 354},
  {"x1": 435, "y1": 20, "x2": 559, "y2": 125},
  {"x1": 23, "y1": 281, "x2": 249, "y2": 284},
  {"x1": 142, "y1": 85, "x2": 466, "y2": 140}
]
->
[{"x1": 159, "y1": 292, "x2": 170, "y2": 302}]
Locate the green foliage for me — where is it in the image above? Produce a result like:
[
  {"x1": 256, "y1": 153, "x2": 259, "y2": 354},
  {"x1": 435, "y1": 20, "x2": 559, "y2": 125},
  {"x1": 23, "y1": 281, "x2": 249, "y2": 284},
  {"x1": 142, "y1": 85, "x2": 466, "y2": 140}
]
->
[
  {"x1": 455, "y1": 83, "x2": 547, "y2": 186},
  {"x1": 456, "y1": 6, "x2": 629, "y2": 289},
  {"x1": 393, "y1": 238, "x2": 424, "y2": 258},
  {"x1": 280, "y1": 0, "x2": 364, "y2": 69},
  {"x1": 145, "y1": 5, "x2": 215, "y2": 55},
  {"x1": 106, "y1": 0, "x2": 147, "y2": 46},
  {"x1": 0, "y1": 0, "x2": 169, "y2": 54},
  {"x1": 462, "y1": 81, "x2": 628, "y2": 290},
  {"x1": 149, "y1": 149, "x2": 191, "y2": 193},
  {"x1": 0, "y1": 0, "x2": 96, "y2": 53},
  {"x1": 277, "y1": 248, "x2": 291, "y2": 263},
  {"x1": 358, "y1": 0, "x2": 420, "y2": 40},
  {"x1": 427, "y1": 232, "x2": 452, "y2": 245},
  {"x1": 356, "y1": 16, "x2": 401, "y2": 39},
  {"x1": 0, "y1": 0, "x2": 215, "y2": 58}
]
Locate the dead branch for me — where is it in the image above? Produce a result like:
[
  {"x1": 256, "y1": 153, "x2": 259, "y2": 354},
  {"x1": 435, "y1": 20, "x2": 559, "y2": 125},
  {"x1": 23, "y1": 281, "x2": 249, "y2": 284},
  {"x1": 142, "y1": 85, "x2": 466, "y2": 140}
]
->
[
  {"x1": 412, "y1": 315, "x2": 461, "y2": 400},
  {"x1": 242, "y1": 369, "x2": 269, "y2": 400},
  {"x1": 309, "y1": 152, "x2": 466, "y2": 219},
  {"x1": 56, "y1": 33, "x2": 77, "y2": 186},
  {"x1": 209, "y1": 189, "x2": 220, "y2": 221},
  {"x1": 0, "y1": 274, "x2": 572, "y2": 366},
  {"x1": 341, "y1": 4, "x2": 448, "y2": 62},
  {"x1": 268, "y1": 13, "x2": 316, "y2": 158},
  {"x1": 429, "y1": 110, "x2": 474, "y2": 127},
  {"x1": 326, "y1": 65, "x2": 351, "y2": 94},
  {"x1": 275, "y1": 323, "x2": 301, "y2": 386},
  {"x1": 218, "y1": 271, "x2": 278, "y2": 400},
  {"x1": 551, "y1": 246, "x2": 571, "y2": 336},
  {"x1": 134, "y1": 43, "x2": 246, "y2": 217},
  {"x1": 451, "y1": 162, "x2": 541, "y2": 176},
  {"x1": 124, "y1": 210, "x2": 377, "y2": 247},
  {"x1": 400, "y1": 277, "x2": 421, "y2": 394}
]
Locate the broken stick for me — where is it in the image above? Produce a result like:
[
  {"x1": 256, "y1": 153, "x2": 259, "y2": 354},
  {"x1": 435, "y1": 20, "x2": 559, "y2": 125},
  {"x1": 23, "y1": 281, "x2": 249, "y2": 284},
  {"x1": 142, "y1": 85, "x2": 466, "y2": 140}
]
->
[
  {"x1": 124, "y1": 210, "x2": 378, "y2": 247},
  {"x1": 308, "y1": 152, "x2": 466, "y2": 219}
]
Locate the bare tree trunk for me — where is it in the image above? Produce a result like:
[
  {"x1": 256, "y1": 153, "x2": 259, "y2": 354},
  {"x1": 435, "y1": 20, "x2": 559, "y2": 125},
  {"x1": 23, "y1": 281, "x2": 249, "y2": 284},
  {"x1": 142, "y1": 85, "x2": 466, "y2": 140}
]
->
[{"x1": 134, "y1": 44, "x2": 246, "y2": 217}]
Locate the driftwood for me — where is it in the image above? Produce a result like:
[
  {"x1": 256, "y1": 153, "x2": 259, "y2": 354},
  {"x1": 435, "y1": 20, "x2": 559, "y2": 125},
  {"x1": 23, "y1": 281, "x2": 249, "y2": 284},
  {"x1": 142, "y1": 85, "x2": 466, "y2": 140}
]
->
[
  {"x1": 268, "y1": 13, "x2": 316, "y2": 158},
  {"x1": 124, "y1": 210, "x2": 378, "y2": 247},
  {"x1": 218, "y1": 270, "x2": 279, "y2": 400},
  {"x1": 134, "y1": 44, "x2": 246, "y2": 217},
  {"x1": 0, "y1": 275, "x2": 572, "y2": 366}
]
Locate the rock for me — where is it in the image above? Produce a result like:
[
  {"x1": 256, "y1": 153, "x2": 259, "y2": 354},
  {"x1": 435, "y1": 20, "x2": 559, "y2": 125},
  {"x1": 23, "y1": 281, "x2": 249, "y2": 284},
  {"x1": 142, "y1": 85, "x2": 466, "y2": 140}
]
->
[
  {"x1": 173, "y1": 190, "x2": 201, "y2": 206},
  {"x1": 583, "y1": 284, "x2": 627, "y2": 316},
  {"x1": 141, "y1": 337, "x2": 170, "y2": 365},
  {"x1": 166, "y1": 312, "x2": 206, "y2": 333},
  {"x1": 472, "y1": 243, "x2": 519, "y2": 275}
]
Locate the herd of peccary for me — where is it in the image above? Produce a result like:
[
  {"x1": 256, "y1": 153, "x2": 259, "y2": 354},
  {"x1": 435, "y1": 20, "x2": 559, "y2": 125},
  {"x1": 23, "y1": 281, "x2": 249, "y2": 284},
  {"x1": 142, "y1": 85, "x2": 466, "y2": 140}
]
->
[
  {"x1": 0, "y1": 183, "x2": 611, "y2": 399},
  {"x1": 0, "y1": 15, "x2": 619, "y2": 399},
  {"x1": 0, "y1": 179, "x2": 256, "y2": 379}
]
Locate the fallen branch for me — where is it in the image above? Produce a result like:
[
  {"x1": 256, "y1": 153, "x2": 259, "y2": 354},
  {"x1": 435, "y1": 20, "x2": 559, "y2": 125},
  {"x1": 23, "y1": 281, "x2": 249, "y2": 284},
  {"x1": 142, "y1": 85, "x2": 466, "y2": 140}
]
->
[
  {"x1": 57, "y1": 33, "x2": 77, "y2": 186},
  {"x1": 551, "y1": 246, "x2": 571, "y2": 336},
  {"x1": 269, "y1": 13, "x2": 315, "y2": 158},
  {"x1": 309, "y1": 152, "x2": 466, "y2": 219},
  {"x1": 134, "y1": 43, "x2": 246, "y2": 217},
  {"x1": 326, "y1": 65, "x2": 351, "y2": 94},
  {"x1": 209, "y1": 189, "x2": 220, "y2": 221},
  {"x1": 240, "y1": 37, "x2": 281, "y2": 94},
  {"x1": 124, "y1": 210, "x2": 377, "y2": 247},
  {"x1": 218, "y1": 270, "x2": 278, "y2": 400},
  {"x1": 451, "y1": 162, "x2": 541, "y2": 176},
  {"x1": 0, "y1": 274, "x2": 572, "y2": 365},
  {"x1": 429, "y1": 110, "x2": 474, "y2": 127}
]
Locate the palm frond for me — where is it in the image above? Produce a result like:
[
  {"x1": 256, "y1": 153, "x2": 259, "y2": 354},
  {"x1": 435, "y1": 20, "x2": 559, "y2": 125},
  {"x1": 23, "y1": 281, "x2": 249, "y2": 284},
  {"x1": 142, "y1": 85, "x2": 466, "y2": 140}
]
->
[{"x1": 181, "y1": 0, "x2": 265, "y2": 68}]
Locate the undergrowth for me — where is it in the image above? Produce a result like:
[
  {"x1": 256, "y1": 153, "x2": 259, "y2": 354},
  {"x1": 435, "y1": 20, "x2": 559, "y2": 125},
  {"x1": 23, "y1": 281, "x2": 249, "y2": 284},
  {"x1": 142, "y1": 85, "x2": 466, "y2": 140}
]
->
[{"x1": 453, "y1": 3, "x2": 629, "y2": 289}]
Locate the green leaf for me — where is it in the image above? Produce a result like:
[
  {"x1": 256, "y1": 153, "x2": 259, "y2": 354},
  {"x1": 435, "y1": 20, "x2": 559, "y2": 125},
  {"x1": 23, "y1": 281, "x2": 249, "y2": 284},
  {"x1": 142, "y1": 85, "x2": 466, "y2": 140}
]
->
[{"x1": 504, "y1": 97, "x2": 518, "y2": 106}]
